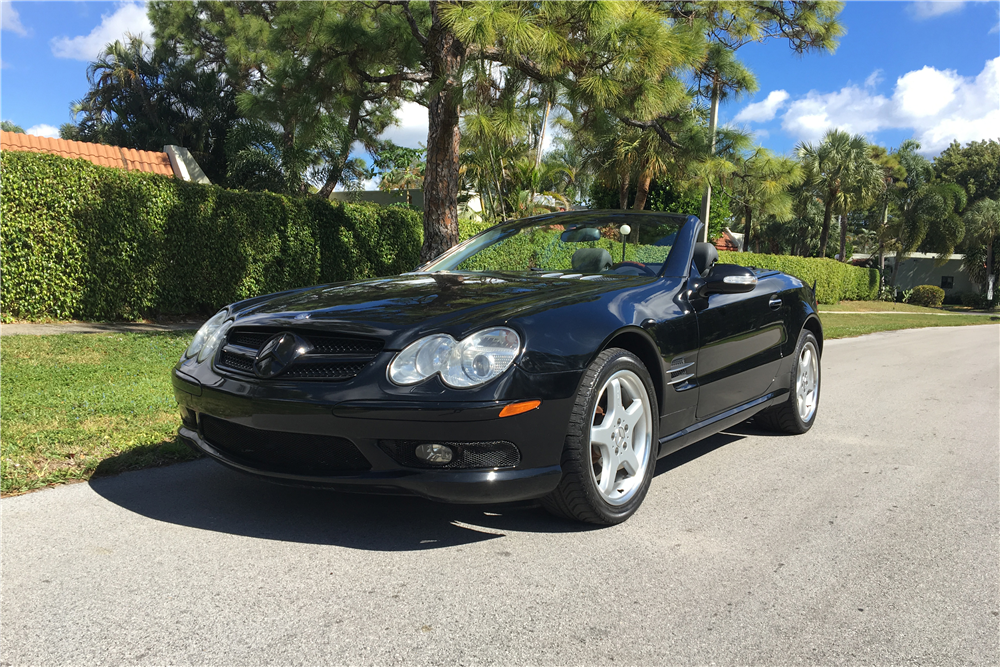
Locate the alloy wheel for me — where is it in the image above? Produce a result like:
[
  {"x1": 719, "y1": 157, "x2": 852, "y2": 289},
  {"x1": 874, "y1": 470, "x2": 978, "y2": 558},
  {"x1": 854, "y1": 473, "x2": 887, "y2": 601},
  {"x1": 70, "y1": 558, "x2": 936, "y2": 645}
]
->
[{"x1": 589, "y1": 369, "x2": 653, "y2": 505}]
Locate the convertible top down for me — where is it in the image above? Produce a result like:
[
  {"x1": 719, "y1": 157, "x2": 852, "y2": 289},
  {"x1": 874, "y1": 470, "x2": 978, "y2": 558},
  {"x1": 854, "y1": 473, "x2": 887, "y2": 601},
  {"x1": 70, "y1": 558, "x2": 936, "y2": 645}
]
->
[{"x1": 174, "y1": 211, "x2": 822, "y2": 524}]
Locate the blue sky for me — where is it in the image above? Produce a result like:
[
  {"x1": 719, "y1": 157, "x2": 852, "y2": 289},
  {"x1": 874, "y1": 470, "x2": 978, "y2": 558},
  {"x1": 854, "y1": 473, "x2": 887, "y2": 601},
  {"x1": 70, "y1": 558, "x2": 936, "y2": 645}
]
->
[{"x1": 2, "y1": 0, "x2": 998, "y2": 159}]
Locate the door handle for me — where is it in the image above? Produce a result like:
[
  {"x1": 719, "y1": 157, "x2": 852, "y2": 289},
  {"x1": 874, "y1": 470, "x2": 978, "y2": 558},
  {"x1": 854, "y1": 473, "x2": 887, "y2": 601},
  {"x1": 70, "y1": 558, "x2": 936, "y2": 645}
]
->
[{"x1": 769, "y1": 295, "x2": 782, "y2": 310}]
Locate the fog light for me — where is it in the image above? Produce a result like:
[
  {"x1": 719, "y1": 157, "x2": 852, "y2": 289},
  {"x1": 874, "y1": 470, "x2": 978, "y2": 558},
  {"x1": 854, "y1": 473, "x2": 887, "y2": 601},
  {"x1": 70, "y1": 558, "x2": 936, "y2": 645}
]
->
[{"x1": 414, "y1": 443, "x2": 453, "y2": 465}]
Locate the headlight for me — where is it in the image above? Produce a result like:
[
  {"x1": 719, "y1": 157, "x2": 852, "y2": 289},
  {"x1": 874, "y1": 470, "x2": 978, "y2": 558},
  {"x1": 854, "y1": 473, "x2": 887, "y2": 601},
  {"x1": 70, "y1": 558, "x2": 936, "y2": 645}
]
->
[
  {"x1": 185, "y1": 310, "x2": 229, "y2": 359},
  {"x1": 197, "y1": 318, "x2": 234, "y2": 363},
  {"x1": 389, "y1": 327, "x2": 521, "y2": 388}
]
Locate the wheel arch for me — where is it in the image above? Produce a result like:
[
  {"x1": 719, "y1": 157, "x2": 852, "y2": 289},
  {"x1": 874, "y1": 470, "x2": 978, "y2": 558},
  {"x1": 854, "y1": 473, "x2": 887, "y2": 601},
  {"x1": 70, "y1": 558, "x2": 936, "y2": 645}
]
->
[
  {"x1": 596, "y1": 328, "x2": 665, "y2": 415},
  {"x1": 802, "y1": 315, "x2": 823, "y2": 356}
]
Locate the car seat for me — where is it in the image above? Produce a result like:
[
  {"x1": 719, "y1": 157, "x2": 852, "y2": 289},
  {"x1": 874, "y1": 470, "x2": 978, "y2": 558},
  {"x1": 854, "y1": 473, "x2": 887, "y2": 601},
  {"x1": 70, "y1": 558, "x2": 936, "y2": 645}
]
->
[
  {"x1": 571, "y1": 248, "x2": 614, "y2": 273},
  {"x1": 692, "y1": 242, "x2": 719, "y2": 277}
]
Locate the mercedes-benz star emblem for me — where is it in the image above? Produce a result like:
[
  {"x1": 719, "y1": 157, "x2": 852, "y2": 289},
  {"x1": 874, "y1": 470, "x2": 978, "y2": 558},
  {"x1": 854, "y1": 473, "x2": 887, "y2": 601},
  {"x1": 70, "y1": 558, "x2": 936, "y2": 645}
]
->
[{"x1": 253, "y1": 332, "x2": 312, "y2": 378}]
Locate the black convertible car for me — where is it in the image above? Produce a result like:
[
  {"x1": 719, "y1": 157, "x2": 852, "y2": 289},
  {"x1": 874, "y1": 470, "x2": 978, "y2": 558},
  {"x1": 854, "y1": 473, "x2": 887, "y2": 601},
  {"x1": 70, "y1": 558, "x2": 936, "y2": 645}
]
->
[{"x1": 174, "y1": 211, "x2": 822, "y2": 524}]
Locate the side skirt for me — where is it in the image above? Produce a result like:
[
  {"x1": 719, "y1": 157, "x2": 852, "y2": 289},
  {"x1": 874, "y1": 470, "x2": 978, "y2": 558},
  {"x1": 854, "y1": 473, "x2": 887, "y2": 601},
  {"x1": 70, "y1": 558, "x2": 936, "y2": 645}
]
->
[{"x1": 655, "y1": 388, "x2": 789, "y2": 459}]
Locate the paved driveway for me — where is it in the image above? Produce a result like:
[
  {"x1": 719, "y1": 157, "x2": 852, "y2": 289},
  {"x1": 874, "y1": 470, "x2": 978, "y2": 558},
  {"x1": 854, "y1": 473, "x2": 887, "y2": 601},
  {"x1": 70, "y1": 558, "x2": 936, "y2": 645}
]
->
[{"x1": 2, "y1": 325, "x2": 998, "y2": 666}]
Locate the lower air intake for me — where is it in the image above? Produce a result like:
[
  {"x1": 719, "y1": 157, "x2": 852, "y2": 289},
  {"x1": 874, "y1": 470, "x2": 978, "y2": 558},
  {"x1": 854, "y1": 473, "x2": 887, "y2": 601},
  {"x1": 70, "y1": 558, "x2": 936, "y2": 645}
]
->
[
  {"x1": 201, "y1": 415, "x2": 371, "y2": 476},
  {"x1": 378, "y1": 439, "x2": 521, "y2": 470}
]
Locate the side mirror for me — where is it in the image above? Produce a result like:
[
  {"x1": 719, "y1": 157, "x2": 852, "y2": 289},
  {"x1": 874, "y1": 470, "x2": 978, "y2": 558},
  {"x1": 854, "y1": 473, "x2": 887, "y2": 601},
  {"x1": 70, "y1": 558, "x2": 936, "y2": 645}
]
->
[{"x1": 697, "y1": 264, "x2": 757, "y2": 298}]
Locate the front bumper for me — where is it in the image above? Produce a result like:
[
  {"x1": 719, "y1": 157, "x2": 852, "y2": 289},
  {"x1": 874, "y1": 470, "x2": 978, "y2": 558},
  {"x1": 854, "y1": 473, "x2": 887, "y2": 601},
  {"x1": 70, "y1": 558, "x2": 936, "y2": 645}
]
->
[{"x1": 173, "y1": 369, "x2": 575, "y2": 503}]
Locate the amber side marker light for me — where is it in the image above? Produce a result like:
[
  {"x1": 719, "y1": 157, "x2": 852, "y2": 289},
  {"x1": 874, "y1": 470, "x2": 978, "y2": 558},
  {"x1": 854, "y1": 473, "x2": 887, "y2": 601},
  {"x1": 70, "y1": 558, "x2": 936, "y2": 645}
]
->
[{"x1": 499, "y1": 400, "x2": 541, "y2": 418}]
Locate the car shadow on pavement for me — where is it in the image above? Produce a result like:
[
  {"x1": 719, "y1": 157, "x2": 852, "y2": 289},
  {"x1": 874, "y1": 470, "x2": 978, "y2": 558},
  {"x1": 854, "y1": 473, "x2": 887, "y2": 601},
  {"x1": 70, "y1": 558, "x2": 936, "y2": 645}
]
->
[{"x1": 89, "y1": 430, "x2": 745, "y2": 551}]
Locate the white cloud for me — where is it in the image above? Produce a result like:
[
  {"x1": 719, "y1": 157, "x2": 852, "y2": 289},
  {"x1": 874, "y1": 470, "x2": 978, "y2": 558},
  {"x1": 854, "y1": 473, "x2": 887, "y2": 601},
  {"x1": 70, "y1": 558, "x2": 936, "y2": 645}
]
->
[
  {"x1": 50, "y1": 2, "x2": 152, "y2": 61},
  {"x1": 1, "y1": 1, "x2": 28, "y2": 36},
  {"x1": 26, "y1": 124, "x2": 60, "y2": 139},
  {"x1": 781, "y1": 57, "x2": 1000, "y2": 154},
  {"x1": 378, "y1": 101, "x2": 428, "y2": 149},
  {"x1": 865, "y1": 69, "x2": 884, "y2": 89},
  {"x1": 733, "y1": 90, "x2": 790, "y2": 123},
  {"x1": 909, "y1": 1, "x2": 966, "y2": 20}
]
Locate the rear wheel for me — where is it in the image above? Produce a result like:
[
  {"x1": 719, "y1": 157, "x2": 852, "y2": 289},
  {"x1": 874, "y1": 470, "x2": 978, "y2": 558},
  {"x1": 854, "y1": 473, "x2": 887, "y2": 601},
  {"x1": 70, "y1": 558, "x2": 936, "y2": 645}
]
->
[
  {"x1": 755, "y1": 329, "x2": 820, "y2": 434},
  {"x1": 543, "y1": 348, "x2": 658, "y2": 525}
]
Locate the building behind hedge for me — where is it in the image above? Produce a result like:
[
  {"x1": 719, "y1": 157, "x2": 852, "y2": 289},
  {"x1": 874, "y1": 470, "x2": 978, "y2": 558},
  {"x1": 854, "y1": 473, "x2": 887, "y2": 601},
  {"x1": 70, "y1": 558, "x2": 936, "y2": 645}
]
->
[{"x1": 852, "y1": 253, "x2": 977, "y2": 298}]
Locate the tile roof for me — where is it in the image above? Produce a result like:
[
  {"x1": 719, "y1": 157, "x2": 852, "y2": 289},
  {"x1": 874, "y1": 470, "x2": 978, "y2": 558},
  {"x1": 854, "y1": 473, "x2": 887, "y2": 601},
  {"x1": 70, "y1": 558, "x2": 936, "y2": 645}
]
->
[{"x1": 0, "y1": 131, "x2": 175, "y2": 177}]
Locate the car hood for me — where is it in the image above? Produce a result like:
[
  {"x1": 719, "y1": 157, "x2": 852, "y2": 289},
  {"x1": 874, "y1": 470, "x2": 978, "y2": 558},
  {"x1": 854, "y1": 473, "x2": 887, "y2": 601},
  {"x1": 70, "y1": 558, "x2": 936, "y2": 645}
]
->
[{"x1": 231, "y1": 272, "x2": 650, "y2": 348}]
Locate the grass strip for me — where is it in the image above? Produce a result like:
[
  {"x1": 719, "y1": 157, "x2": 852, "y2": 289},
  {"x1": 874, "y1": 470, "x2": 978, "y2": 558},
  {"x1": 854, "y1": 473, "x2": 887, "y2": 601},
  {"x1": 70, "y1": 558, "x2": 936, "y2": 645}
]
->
[
  {"x1": 820, "y1": 312, "x2": 999, "y2": 339},
  {"x1": 1, "y1": 332, "x2": 200, "y2": 496},
  {"x1": 822, "y1": 301, "x2": 992, "y2": 314}
]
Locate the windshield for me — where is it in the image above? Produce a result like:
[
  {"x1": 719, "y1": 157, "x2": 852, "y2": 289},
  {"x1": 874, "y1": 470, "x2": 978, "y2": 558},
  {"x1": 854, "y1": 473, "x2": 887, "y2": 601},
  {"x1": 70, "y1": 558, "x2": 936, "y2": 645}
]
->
[{"x1": 423, "y1": 212, "x2": 686, "y2": 277}]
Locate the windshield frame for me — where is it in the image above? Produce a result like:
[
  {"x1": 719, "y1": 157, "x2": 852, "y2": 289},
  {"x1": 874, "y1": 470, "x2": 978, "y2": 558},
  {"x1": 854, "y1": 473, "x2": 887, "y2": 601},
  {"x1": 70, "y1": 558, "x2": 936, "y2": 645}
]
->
[{"x1": 418, "y1": 211, "x2": 696, "y2": 278}]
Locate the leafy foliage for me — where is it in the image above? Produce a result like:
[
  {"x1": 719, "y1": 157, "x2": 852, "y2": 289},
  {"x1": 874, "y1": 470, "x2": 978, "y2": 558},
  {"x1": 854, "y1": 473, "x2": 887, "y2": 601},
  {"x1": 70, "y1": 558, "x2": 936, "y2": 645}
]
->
[
  {"x1": 907, "y1": 285, "x2": 945, "y2": 308},
  {"x1": 719, "y1": 251, "x2": 879, "y2": 304},
  {"x1": 1, "y1": 151, "x2": 422, "y2": 322},
  {"x1": 1, "y1": 120, "x2": 25, "y2": 133}
]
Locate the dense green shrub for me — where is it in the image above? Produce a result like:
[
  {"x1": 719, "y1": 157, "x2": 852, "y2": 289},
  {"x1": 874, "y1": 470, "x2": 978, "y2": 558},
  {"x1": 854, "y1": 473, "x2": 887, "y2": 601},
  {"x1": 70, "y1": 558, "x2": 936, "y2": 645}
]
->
[
  {"x1": 908, "y1": 284, "x2": 945, "y2": 308},
  {"x1": 719, "y1": 251, "x2": 880, "y2": 304},
  {"x1": 1, "y1": 151, "x2": 422, "y2": 321}
]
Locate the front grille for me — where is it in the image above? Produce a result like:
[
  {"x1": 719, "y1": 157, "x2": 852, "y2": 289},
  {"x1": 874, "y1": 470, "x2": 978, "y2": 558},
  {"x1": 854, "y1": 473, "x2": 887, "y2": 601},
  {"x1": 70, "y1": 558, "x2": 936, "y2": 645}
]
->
[
  {"x1": 220, "y1": 350, "x2": 254, "y2": 372},
  {"x1": 283, "y1": 363, "x2": 368, "y2": 379},
  {"x1": 378, "y1": 439, "x2": 521, "y2": 470},
  {"x1": 215, "y1": 327, "x2": 384, "y2": 381},
  {"x1": 201, "y1": 415, "x2": 371, "y2": 476}
]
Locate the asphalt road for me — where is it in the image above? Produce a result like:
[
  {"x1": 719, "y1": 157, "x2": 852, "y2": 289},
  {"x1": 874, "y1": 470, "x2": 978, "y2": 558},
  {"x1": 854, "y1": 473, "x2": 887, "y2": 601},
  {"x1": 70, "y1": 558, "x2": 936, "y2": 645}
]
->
[{"x1": 3, "y1": 325, "x2": 998, "y2": 666}]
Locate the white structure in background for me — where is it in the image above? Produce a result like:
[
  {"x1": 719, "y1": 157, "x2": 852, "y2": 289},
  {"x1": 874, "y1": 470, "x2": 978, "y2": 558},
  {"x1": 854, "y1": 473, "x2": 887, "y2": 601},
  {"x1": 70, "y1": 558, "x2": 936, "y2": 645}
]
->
[{"x1": 853, "y1": 253, "x2": 976, "y2": 296}]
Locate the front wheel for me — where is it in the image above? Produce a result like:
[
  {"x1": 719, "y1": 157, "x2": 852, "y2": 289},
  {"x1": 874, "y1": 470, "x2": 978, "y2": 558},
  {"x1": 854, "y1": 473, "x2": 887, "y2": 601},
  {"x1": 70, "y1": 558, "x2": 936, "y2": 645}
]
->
[
  {"x1": 542, "y1": 348, "x2": 658, "y2": 525},
  {"x1": 755, "y1": 329, "x2": 821, "y2": 434}
]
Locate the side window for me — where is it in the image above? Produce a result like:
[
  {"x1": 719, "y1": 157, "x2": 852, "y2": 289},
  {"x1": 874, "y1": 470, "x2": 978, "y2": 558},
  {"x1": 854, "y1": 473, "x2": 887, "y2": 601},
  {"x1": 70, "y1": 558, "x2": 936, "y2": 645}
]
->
[{"x1": 940, "y1": 276, "x2": 954, "y2": 289}]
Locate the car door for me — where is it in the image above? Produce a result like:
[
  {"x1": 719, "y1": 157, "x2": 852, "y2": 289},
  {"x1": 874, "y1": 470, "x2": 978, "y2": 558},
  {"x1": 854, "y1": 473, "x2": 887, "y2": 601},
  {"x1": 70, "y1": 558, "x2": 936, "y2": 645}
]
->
[{"x1": 692, "y1": 268, "x2": 786, "y2": 419}]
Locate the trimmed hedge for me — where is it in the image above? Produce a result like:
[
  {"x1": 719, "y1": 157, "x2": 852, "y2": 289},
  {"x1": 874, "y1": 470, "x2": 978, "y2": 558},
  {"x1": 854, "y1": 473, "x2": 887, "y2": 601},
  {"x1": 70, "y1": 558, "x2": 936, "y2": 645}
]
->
[
  {"x1": 2, "y1": 150, "x2": 879, "y2": 320},
  {"x1": 1, "y1": 151, "x2": 422, "y2": 321},
  {"x1": 719, "y1": 251, "x2": 879, "y2": 304}
]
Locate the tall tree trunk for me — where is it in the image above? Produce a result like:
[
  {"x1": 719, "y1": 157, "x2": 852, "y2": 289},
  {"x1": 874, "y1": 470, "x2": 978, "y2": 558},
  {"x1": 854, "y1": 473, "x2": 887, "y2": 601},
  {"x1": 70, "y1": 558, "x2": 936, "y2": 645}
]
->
[
  {"x1": 317, "y1": 95, "x2": 363, "y2": 199},
  {"x1": 818, "y1": 195, "x2": 835, "y2": 258},
  {"x1": 632, "y1": 166, "x2": 652, "y2": 211},
  {"x1": 838, "y1": 212, "x2": 847, "y2": 261},
  {"x1": 534, "y1": 99, "x2": 551, "y2": 171},
  {"x1": 743, "y1": 206, "x2": 752, "y2": 253},
  {"x1": 420, "y1": 13, "x2": 464, "y2": 263},
  {"x1": 698, "y1": 79, "x2": 720, "y2": 243},
  {"x1": 988, "y1": 240, "x2": 995, "y2": 302},
  {"x1": 618, "y1": 175, "x2": 630, "y2": 210}
]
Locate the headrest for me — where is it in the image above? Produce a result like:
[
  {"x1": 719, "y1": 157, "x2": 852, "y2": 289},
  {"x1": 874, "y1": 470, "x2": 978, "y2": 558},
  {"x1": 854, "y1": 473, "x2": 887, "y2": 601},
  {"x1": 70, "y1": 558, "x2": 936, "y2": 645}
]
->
[
  {"x1": 571, "y1": 247, "x2": 613, "y2": 273},
  {"x1": 692, "y1": 242, "x2": 719, "y2": 277}
]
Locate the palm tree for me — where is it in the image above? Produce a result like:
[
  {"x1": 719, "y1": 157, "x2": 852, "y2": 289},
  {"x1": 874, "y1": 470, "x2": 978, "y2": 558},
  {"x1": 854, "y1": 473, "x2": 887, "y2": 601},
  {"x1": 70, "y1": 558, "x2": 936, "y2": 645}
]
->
[
  {"x1": 721, "y1": 147, "x2": 803, "y2": 252},
  {"x1": 962, "y1": 198, "x2": 1000, "y2": 300},
  {"x1": 1, "y1": 121, "x2": 25, "y2": 133},
  {"x1": 798, "y1": 130, "x2": 881, "y2": 259},
  {"x1": 693, "y1": 44, "x2": 757, "y2": 240}
]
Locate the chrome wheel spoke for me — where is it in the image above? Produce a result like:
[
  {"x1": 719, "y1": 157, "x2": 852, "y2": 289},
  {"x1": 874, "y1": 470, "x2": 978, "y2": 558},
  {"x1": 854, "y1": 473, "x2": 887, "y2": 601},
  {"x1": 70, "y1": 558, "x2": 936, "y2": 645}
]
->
[
  {"x1": 597, "y1": 446, "x2": 620, "y2": 496},
  {"x1": 619, "y1": 443, "x2": 641, "y2": 477}
]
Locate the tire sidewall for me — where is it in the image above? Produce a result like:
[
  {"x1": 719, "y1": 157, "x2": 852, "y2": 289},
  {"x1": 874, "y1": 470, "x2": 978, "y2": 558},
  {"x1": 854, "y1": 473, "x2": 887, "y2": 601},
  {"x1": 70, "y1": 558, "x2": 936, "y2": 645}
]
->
[{"x1": 789, "y1": 331, "x2": 821, "y2": 431}]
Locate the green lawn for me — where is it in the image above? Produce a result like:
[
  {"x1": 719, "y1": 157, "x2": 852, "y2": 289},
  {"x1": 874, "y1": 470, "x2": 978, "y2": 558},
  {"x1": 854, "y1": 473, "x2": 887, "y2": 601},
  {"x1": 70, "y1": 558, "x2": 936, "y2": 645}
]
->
[
  {"x1": 823, "y1": 301, "x2": 996, "y2": 314},
  {"x1": 819, "y1": 312, "x2": 999, "y2": 339},
  {"x1": 1, "y1": 332, "x2": 200, "y2": 496}
]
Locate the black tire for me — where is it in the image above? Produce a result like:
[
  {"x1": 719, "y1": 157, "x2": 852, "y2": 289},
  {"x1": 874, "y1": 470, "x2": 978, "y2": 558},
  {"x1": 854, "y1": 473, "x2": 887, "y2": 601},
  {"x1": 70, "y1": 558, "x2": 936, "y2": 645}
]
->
[
  {"x1": 755, "y1": 329, "x2": 821, "y2": 434},
  {"x1": 542, "y1": 348, "x2": 659, "y2": 525}
]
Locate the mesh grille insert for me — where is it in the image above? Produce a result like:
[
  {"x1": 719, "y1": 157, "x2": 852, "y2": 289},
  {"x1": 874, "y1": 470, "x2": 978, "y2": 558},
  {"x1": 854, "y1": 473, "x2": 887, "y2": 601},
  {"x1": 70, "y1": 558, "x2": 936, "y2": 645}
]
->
[
  {"x1": 202, "y1": 415, "x2": 371, "y2": 476},
  {"x1": 220, "y1": 351, "x2": 254, "y2": 373},
  {"x1": 378, "y1": 439, "x2": 521, "y2": 470},
  {"x1": 216, "y1": 327, "x2": 384, "y2": 381}
]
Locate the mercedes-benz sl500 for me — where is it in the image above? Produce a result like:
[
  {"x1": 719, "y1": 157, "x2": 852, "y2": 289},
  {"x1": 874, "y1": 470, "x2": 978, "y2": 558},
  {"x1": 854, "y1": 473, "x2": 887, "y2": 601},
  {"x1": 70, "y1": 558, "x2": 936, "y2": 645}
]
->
[{"x1": 173, "y1": 211, "x2": 822, "y2": 524}]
